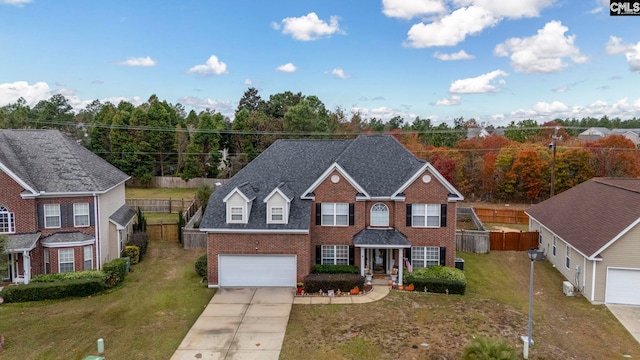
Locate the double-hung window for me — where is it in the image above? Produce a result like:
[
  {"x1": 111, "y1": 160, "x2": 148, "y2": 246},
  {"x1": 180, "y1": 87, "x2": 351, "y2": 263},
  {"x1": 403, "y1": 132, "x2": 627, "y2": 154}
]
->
[
  {"x1": 0, "y1": 206, "x2": 15, "y2": 234},
  {"x1": 74, "y1": 203, "x2": 90, "y2": 227},
  {"x1": 44, "y1": 248, "x2": 50, "y2": 274},
  {"x1": 412, "y1": 204, "x2": 440, "y2": 227},
  {"x1": 552, "y1": 237, "x2": 557, "y2": 257},
  {"x1": 59, "y1": 248, "x2": 74, "y2": 273},
  {"x1": 565, "y1": 245, "x2": 571, "y2": 269},
  {"x1": 321, "y1": 203, "x2": 348, "y2": 226},
  {"x1": 44, "y1": 204, "x2": 61, "y2": 228},
  {"x1": 269, "y1": 206, "x2": 285, "y2": 223},
  {"x1": 321, "y1": 245, "x2": 349, "y2": 265},
  {"x1": 84, "y1": 245, "x2": 93, "y2": 270},
  {"x1": 230, "y1": 207, "x2": 244, "y2": 222},
  {"x1": 411, "y1": 246, "x2": 440, "y2": 269}
]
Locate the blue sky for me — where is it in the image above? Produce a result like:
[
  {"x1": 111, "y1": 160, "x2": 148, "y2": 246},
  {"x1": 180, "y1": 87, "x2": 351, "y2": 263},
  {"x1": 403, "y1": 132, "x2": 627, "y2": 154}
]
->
[{"x1": 0, "y1": 0, "x2": 638, "y2": 126}]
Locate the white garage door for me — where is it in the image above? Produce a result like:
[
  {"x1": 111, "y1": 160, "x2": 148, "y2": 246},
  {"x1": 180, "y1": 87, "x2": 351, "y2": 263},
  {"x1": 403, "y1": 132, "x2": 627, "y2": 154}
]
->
[
  {"x1": 606, "y1": 268, "x2": 640, "y2": 305},
  {"x1": 218, "y1": 255, "x2": 296, "y2": 287}
]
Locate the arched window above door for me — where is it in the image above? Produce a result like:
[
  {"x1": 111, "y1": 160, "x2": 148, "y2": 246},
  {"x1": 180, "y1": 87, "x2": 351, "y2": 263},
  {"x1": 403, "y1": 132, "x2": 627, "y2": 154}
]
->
[{"x1": 370, "y1": 203, "x2": 389, "y2": 227}]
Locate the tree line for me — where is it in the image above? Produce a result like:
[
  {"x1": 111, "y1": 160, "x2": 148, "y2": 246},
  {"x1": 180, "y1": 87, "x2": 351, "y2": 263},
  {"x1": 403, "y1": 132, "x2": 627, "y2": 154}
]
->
[{"x1": 1, "y1": 88, "x2": 639, "y2": 203}]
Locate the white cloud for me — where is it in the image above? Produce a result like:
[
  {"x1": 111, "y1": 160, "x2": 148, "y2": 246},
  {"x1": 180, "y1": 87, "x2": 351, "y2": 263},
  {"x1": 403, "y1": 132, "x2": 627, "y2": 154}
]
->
[
  {"x1": 117, "y1": 56, "x2": 157, "y2": 67},
  {"x1": 494, "y1": 21, "x2": 587, "y2": 73},
  {"x1": 350, "y1": 106, "x2": 418, "y2": 122},
  {"x1": 433, "y1": 50, "x2": 475, "y2": 60},
  {"x1": 404, "y1": 6, "x2": 498, "y2": 48},
  {"x1": 187, "y1": 55, "x2": 228, "y2": 76},
  {"x1": 276, "y1": 12, "x2": 343, "y2": 41},
  {"x1": 627, "y1": 42, "x2": 640, "y2": 72},
  {"x1": 606, "y1": 36, "x2": 634, "y2": 55},
  {"x1": 381, "y1": 0, "x2": 446, "y2": 19},
  {"x1": 532, "y1": 100, "x2": 569, "y2": 114},
  {"x1": 452, "y1": 0, "x2": 554, "y2": 18},
  {"x1": 243, "y1": 79, "x2": 253, "y2": 85},
  {"x1": 277, "y1": 63, "x2": 297, "y2": 73},
  {"x1": 435, "y1": 95, "x2": 461, "y2": 105},
  {"x1": 0, "y1": 0, "x2": 32, "y2": 6},
  {"x1": 449, "y1": 70, "x2": 509, "y2": 94},
  {"x1": 0, "y1": 81, "x2": 51, "y2": 106},
  {"x1": 178, "y1": 96, "x2": 233, "y2": 114},
  {"x1": 331, "y1": 68, "x2": 348, "y2": 79}
]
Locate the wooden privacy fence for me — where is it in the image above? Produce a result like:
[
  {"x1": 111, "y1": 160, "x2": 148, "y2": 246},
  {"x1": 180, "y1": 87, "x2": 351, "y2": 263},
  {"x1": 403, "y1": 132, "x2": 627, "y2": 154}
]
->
[
  {"x1": 183, "y1": 229, "x2": 207, "y2": 249},
  {"x1": 490, "y1": 231, "x2": 539, "y2": 251},
  {"x1": 146, "y1": 223, "x2": 179, "y2": 242},
  {"x1": 473, "y1": 208, "x2": 529, "y2": 224},
  {"x1": 126, "y1": 198, "x2": 195, "y2": 214},
  {"x1": 456, "y1": 230, "x2": 490, "y2": 253}
]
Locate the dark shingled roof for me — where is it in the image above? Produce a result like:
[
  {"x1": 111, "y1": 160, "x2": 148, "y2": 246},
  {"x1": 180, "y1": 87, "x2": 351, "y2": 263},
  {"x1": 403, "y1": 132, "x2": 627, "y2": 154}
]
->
[
  {"x1": 5, "y1": 232, "x2": 41, "y2": 252},
  {"x1": 526, "y1": 178, "x2": 640, "y2": 258},
  {"x1": 41, "y1": 232, "x2": 94, "y2": 245},
  {"x1": 353, "y1": 229, "x2": 411, "y2": 247},
  {"x1": 0, "y1": 129, "x2": 130, "y2": 194},
  {"x1": 109, "y1": 204, "x2": 136, "y2": 228},
  {"x1": 200, "y1": 135, "x2": 434, "y2": 231}
]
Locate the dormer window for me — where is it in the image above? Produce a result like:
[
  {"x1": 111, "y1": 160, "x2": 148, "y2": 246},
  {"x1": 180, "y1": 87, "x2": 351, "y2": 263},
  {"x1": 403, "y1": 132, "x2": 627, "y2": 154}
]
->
[
  {"x1": 269, "y1": 206, "x2": 285, "y2": 223},
  {"x1": 230, "y1": 207, "x2": 244, "y2": 222},
  {"x1": 370, "y1": 203, "x2": 389, "y2": 227},
  {"x1": 264, "y1": 186, "x2": 291, "y2": 225}
]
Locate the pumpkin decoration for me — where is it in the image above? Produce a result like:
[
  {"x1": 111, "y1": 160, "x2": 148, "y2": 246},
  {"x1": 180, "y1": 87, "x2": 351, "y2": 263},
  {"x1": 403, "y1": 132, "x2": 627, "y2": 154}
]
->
[
  {"x1": 350, "y1": 286, "x2": 360, "y2": 295},
  {"x1": 406, "y1": 284, "x2": 415, "y2": 291}
]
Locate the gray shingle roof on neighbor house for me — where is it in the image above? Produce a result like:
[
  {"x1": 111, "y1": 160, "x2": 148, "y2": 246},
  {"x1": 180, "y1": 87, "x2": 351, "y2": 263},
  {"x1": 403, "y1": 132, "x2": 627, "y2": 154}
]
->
[
  {"x1": 353, "y1": 229, "x2": 411, "y2": 247},
  {"x1": 200, "y1": 135, "x2": 436, "y2": 231},
  {"x1": 41, "y1": 232, "x2": 95, "y2": 246},
  {"x1": 0, "y1": 129, "x2": 130, "y2": 194},
  {"x1": 5, "y1": 232, "x2": 41, "y2": 252},
  {"x1": 109, "y1": 204, "x2": 137, "y2": 228},
  {"x1": 526, "y1": 178, "x2": 640, "y2": 258}
]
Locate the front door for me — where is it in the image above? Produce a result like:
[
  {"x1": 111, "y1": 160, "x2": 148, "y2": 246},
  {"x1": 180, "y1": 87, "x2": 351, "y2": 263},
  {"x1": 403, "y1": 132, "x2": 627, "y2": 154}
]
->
[{"x1": 373, "y1": 249, "x2": 386, "y2": 274}]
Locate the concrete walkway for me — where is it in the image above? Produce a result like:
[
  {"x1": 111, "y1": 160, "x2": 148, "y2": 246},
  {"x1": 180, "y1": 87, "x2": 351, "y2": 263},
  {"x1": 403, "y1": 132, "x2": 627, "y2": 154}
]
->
[
  {"x1": 171, "y1": 283, "x2": 391, "y2": 360},
  {"x1": 607, "y1": 304, "x2": 640, "y2": 344},
  {"x1": 171, "y1": 287, "x2": 294, "y2": 360}
]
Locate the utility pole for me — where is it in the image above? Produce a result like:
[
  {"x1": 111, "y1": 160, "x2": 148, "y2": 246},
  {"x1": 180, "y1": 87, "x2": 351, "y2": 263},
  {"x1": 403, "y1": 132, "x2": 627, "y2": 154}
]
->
[{"x1": 549, "y1": 126, "x2": 559, "y2": 198}]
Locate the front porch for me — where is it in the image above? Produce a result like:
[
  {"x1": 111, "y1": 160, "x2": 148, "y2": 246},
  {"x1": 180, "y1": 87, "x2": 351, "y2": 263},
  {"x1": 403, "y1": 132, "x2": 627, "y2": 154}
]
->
[{"x1": 354, "y1": 228, "x2": 411, "y2": 286}]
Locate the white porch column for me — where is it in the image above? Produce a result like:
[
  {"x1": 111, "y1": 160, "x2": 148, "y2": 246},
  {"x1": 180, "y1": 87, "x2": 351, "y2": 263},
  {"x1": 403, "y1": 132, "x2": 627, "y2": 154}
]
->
[
  {"x1": 398, "y1": 248, "x2": 403, "y2": 286},
  {"x1": 360, "y1": 247, "x2": 365, "y2": 276},
  {"x1": 23, "y1": 251, "x2": 31, "y2": 285}
]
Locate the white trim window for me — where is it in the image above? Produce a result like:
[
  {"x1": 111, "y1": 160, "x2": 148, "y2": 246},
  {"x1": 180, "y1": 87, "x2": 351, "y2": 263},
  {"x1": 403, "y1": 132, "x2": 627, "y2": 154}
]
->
[
  {"x1": 565, "y1": 245, "x2": 571, "y2": 269},
  {"x1": 321, "y1": 245, "x2": 349, "y2": 265},
  {"x1": 411, "y1": 246, "x2": 440, "y2": 268},
  {"x1": 44, "y1": 248, "x2": 50, "y2": 274},
  {"x1": 269, "y1": 206, "x2": 285, "y2": 224},
  {"x1": 58, "y1": 248, "x2": 74, "y2": 273},
  {"x1": 370, "y1": 203, "x2": 389, "y2": 227},
  {"x1": 552, "y1": 237, "x2": 557, "y2": 257},
  {"x1": 0, "y1": 206, "x2": 15, "y2": 234},
  {"x1": 74, "y1": 203, "x2": 90, "y2": 227},
  {"x1": 321, "y1": 203, "x2": 348, "y2": 226},
  {"x1": 229, "y1": 207, "x2": 244, "y2": 222},
  {"x1": 84, "y1": 245, "x2": 93, "y2": 270},
  {"x1": 44, "y1": 204, "x2": 61, "y2": 228},
  {"x1": 412, "y1": 204, "x2": 440, "y2": 227}
]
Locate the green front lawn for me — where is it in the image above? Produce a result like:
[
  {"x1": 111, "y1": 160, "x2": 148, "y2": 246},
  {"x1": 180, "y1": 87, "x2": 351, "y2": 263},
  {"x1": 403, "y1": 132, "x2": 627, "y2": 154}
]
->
[
  {"x1": 281, "y1": 251, "x2": 640, "y2": 359},
  {"x1": 0, "y1": 242, "x2": 212, "y2": 360}
]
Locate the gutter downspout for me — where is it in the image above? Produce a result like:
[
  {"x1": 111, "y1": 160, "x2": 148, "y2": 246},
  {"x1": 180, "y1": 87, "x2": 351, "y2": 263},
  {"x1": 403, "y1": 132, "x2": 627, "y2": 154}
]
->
[
  {"x1": 94, "y1": 194, "x2": 101, "y2": 269},
  {"x1": 591, "y1": 260, "x2": 596, "y2": 302}
]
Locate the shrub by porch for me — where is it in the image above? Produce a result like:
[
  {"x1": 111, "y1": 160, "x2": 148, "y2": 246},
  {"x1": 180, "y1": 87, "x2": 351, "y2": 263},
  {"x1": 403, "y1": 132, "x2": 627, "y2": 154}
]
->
[
  {"x1": 403, "y1": 265, "x2": 467, "y2": 295},
  {"x1": 303, "y1": 273, "x2": 365, "y2": 294}
]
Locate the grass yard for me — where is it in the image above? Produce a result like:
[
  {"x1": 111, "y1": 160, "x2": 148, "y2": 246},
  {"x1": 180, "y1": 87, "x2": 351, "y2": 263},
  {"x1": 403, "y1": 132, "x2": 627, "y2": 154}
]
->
[
  {"x1": 281, "y1": 251, "x2": 640, "y2": 360},
  {"x1": 0, "y1": 242, "x2": 213, "y2": 360},
  {"x1": 125, "y1": 187, "x2": 198, "y2": 200}
]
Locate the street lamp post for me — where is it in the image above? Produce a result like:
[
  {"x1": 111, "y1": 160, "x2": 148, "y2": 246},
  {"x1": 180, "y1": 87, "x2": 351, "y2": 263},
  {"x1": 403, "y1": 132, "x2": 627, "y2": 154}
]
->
[{"x1": 522, "y1": 248, "x2": 540, "y2": 359}]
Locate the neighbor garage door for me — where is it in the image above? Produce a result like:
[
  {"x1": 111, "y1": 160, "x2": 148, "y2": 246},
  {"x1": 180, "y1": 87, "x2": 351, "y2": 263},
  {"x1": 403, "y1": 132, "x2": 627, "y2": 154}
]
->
[
  {"x1": 218, "y1": 254, "x2": 296, "y2": 287},
  {"x1": 606, "y1": 268, "x2": 640, "y2": 305}
]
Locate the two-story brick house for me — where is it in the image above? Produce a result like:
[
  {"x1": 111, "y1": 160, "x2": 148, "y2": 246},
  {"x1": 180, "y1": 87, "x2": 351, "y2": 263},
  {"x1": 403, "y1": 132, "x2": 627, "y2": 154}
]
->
[
  {"x1": 200, "y1": 135, "x2": 464, "y2": 287},
  {"x1": 0, "y1": 129, "x2": 136, "y2": 284}
]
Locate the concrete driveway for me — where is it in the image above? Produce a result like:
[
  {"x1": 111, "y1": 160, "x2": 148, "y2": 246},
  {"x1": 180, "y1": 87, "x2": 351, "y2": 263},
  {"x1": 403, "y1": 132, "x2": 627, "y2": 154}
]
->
[
  {"x1": 608, "y1": 304, "x2": 640, "y2": 344},
  {"x1": 171, "y1": 287, "x2": 294, "y2": 360}
]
